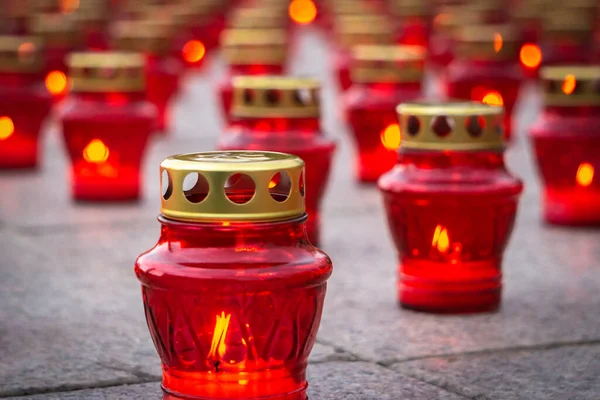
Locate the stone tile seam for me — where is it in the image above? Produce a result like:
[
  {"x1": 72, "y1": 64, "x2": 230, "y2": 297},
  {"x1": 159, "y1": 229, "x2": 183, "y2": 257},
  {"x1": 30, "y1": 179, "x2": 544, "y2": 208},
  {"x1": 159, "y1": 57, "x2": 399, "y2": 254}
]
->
[{"x1": 377, "y1": 338, "x2": 600, "y2": 367}]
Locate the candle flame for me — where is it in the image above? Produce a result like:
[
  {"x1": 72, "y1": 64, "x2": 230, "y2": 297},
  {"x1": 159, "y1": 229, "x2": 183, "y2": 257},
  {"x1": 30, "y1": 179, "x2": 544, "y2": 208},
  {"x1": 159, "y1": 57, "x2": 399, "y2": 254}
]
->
[
  {"x1": 289, "y1": 0, "x2": 317, "y2": 25},
  {"x1": 493, "y1": 33, "x2": 503, "y2": 53},
  {"x1": 0, "y1": 116, "x2": 15, "y2": 140},
  {"x1": 576, "y1": 163, "x2": 594, "y2": 187},
  {"x1": 520, "y1": 43, "x2": 542, "y2": 69},
  {"x1": 45, "y1": 70, "x2": 68, "y2": 96},
  {"x1": 83, "y1": 139, "x2": 109, "y2": 163},
  {"x1": 482, "y1": 91, "x2": 504, "y2": 106},
  {"x1": 182, "y1": 40, "x2": 206, "y2": 64},
  {"x1": 432, "y1": 225, "x2": 450, "y2": 253},
  {"x1": 380, "y1": 123, "x2": 401, "y2": 151},
  {"x1": 209, "y1": 312, "x2": 231, "y2": 361},
  {"x1": 562, "y1": 74, "x2": 576, "y2": 95}
]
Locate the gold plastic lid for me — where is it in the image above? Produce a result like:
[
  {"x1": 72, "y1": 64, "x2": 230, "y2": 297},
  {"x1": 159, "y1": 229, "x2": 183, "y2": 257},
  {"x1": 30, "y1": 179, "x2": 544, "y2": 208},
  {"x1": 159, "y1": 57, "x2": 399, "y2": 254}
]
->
[
  {"x1": 543, "y1": 11, "x2": 593, "y2": 40},
  {"x1": 454, "y1": 24, "x2": 519, "y2": 61},
  {"x1": 231, "y1": 76, "x2": 320, "y2": 119},
  {"x1": 389, "y1": 0, "x2": 430, "y2": 18},
  {"x1": 111, "y1": 20, "x2": 172, "y2": 55},
  {"x1": 160, "y1": 151, "x2": 306, "y2": 222},
  {"x1": 433, "y1": 7, "x2": 482, "y2": 36},
  {"x1": 397, "y1": 101, "x2": 505, "y2": 151},
  {"x1": 0, "y1": 36, "x2": 43, "y2": 73},
  {"x1": 334, "y1": 15, "x2": 396, "y2": 48},
  {"x1": 541, "y1": 66, "x2": 600, "y2": 107},
  {"x1": 220, "y1": 28, "x2": 287, "y2": 65},
  {"x1": 67, "y1": 52, "x2": 145, "y2": 93},
  {"x1": 29, "y1": 12, "x2": 81, "y2": 47},
  {"x1": 350, "y1": 44, "x2": 426, "y2": 84},
  {"x1": 228, "y1": 7, "x2": 287, "y2": 29}
]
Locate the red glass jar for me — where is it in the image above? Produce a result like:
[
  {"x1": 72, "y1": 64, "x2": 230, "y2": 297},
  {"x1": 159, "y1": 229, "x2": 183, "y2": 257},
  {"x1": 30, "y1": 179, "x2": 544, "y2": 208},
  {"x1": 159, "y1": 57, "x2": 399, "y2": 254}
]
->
[
  {"x1": 343, "y1": 45, "x2": 425, "y2": 182},
  {"x1": 388, "y1": 0, "x2": 431, "y2": 48},
  {"x1": 58, "y1": 52, "x2": 157, "y2": 201},
  {"x1": 379, "y1": 101, "x2": 523, "y2": 313},
  {"x1": 530, "y1": 66, "x2": 600, "y2": 224},
  {"x1": 135, "y1": 151, "x2": 332, "y2": 400},
  {"x1": 446, "y1": 25, "x2": 524, "y2": 140},
  {"x1": 0, "y1": 36, "x2": 53, "y2": 169},
  {"x1": 218, "y1": 29, "x2": 288, "y2": 124},
  {"x1": 113, "y1": 21, "x2": 184, "y2": 133},
  {"x1": 332, "y1": 15, "x2": 396, "y2": 92},
  {"x1": 218, "y1": 77, "x2": 335, "y2": 246}
]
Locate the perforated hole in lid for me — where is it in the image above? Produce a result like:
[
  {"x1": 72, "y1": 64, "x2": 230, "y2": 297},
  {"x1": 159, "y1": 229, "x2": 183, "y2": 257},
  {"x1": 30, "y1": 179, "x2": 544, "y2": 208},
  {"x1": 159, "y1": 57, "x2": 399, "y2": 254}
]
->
[
  {"x1": 407, "y1": 115, "x2": 420, "y2": 136},
  {"x1": 269, "y1": 171, "x2": 291, "y2": 202},
  {"x1": 183, "y1": 172, "x2": 209, "y2": 203},
  {"x1": 161, "y1": 169, "x2": 172, "y2": 200},
  {"x1": 224, "y1": 173, "x2": 255, "y2": 204},
  {"x1": 431, "y1": 115, "x2": 454, "y2": 137},
  {"x1": 465, "y1": 115, "x2": 486, "y2": 137}
]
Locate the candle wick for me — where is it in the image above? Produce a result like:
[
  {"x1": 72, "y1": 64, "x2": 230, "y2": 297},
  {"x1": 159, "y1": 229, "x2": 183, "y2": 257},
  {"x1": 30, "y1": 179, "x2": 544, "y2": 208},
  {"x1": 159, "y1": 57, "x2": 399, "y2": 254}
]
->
[{"x1": 214, "y1": 360, "x2": 221, "y2": 373}]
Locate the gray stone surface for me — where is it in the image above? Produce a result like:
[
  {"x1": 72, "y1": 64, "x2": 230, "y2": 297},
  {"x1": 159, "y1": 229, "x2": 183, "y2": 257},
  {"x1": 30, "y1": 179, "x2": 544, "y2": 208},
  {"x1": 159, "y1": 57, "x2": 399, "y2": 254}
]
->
[
  {"x1": 6, "y1": 362, "x2": 466, "y2": 400},
  {"x1": 392, "y1": 343, "x2": 600, "y2": 400},
  {"x1": 0, "y1": 26, "x2": 598, "y2": 400}
]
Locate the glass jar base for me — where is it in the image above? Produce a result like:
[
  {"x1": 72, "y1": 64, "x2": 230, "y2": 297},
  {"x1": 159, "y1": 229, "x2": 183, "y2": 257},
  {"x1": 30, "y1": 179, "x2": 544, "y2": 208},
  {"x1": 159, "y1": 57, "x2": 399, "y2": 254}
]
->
[
  {"x1": 398, "y1": 260, "x2": 502, "y2": 314},
  {"x1": 544, "y1": 190, "x2": 600, "y2": 225},
  {"x1": 161, "y1": 370, "x2": 307, "y2": 400}
]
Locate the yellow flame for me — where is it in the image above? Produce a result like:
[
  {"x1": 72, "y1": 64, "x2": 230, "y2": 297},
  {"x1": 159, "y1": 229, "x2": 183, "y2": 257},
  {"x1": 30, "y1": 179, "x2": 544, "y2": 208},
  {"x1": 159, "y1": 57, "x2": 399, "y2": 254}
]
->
[
  {"x1": 493, "y1": 33, "x2": 503, "y2": 53},
  {"x1": 0, "y1": 116, "x2": 15, "y2": 140},
  {"x1": 289, "y1": 0, "x2": 317, "y2": 25},
  {"x1": 83, "y1": 139, "x2": 109, "y2": 163},
  {"x1": 432, "y1": 225, "x2": 450, "y2": 253},
  {"x1": 520, "y1": 43, "x2": 542, "y2": 69},
  {"x1": 562, "y1": 74, "x2": 576, "y2": 95},
  {"x1": 380, "y1": 123, "x2": 401, "y2": 151},
  {"x1": 209, "y1": 312, "x2": 231, "y2": 360},
  {"x1": 269, "y1": 179, "x2": 277, "y2": 189},
  {"x1": 45, "y1": 70, "x2": 68, "y2": 96},
  {"x1": 182, "y1": 40, "x2": 206, "y2": 63},
  {"x1": 482, "y1": 91, "x2": 504, "y2": 106},
  {"x1": 576, "y1": 163, "x2": 594, "y2": 187}
]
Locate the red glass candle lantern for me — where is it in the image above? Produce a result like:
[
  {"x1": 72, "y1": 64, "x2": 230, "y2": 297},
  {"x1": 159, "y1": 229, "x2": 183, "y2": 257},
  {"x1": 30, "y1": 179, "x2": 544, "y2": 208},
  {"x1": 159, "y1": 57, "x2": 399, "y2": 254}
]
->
[
  {"x1": 29, "y1": 13, "x2": 82, "y2": 100},
  {"x1": 218, "y1": 29, "x2": 288, "y2": 123},
  {"x1": 57, "y1": 52, "x2": 157, "y2": 201},
  {"x1": 388, "y1": 0, "x2": 431, "y2": 48},
  {"x1": 218, "y1": 77, "x2": 335, "y2": 245},
  {"x1": 332, "y1": 14, "x2": 396, "y2": 93},
  {"x1": 540, "y1": 12, "x2": 595, "y2": 68},
  {"x1": 379, "y1": 101, "x2": 523, "y2": 313},
  {"x1": 343, "y1": 45, "x2": 425, "y2": 182},
  {"x1": 529, "y1": 66, "x2": 600, "y2": 224},
  {"x1": 135, "y1": 151, "x2": 332, "y2": 400},
  {"x1": 429, "y1": 7, "x2": 481, "y2": 69},
  {"x1": 0, "y1": 36, "x2": 53, "y2": 169},
  {"x1": 113, "y1": 20, "x2": 184, "y2": 133},
  {"x1": 446, "y1": 24, "x2": 524, "y2": 140},
  {"x1": 69, "y1": 2, "x2": 111, "y2": 51}
]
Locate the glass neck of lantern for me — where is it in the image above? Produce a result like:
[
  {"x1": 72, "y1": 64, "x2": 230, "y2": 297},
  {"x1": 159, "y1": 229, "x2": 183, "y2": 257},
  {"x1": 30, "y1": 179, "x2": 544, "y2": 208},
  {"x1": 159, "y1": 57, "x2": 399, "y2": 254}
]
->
[
  {"x1": 157, "y1": 214, "x2": 309, "y2": 248},
  {"x1": 544, "y1": 105, "x2": 600, "y2": 118},
  {"x1": 231, "y1": 117, "x2": 321, "y2": 133},
  {"x1": 398, "y1": 148, "x2": 507, "y2": 169},
  {"x1": 72, "y1": 91, "x2": 147, "y2": 104},
  {"x1": 229, "y1": 63, "x2": 284, "y2": 76}
]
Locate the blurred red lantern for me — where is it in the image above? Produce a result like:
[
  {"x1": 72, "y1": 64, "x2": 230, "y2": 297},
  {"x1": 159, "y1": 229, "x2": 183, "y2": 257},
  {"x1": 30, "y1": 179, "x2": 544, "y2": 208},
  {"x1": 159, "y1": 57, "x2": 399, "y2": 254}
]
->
[
  {"x1": 388, "y1": 0, "x2": 431, "y2": 49},
  {"x1": 135, "y1": 151, "x2": 332, "y2": 400},
  {"x1": 332, "y1": 14, "x2": 396, "y2": 92},
  {"x1": 428, "y1": 7, "x2": 481, "y2": 69},
  {"x1": 445, "y1": 24, "x2": 524, "y2": 140},
  {"x1": 530, "y1": 66, "x2": 600, "y2": 224},
  {"x1": 218, "y1": 29, "x2": 288, "y2": 124},
  {"x1": 218, "y1": 77, "x2": 335, "y2": 245},
  {"x1": 344, "y1": 45, "x2": 425, "y2": 182},
  {"x1": 57, "y1": 52, "x2": 157, "y2": 201},
  {"x1": 379, "y1": 101, "x2": 523, "y2": 313},
  {"x1": 113, "y1": 20, "x2": 184, "y2": 133},
  {"x1": 0, "y1": 36, "x2": 53, "y2": 169},
  {"x1": 540, "y1": 11, "x2": 596, "y2": 69}
]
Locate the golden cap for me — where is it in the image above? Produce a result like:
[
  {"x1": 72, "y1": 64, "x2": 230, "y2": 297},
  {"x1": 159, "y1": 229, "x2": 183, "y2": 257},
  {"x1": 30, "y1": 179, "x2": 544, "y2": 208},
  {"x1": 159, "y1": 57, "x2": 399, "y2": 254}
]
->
[
  {"x1": 228, "y1": 7, "x2": 287, "y2": 29},
  {"x1": 220, "y1": 28, "x2": 287, "y2": 65},
  {"x1": 231, "y1": 76, "x2": 320, "y2": 119},
  {"x1": 334, "y1": 15, "x2": 396, "y2": 48},
  {"x1": 389, "y1": 0, "x2": 430, "y2": 18},
  {"x1": 543, "y1": 11, "x2": 594, "y2": 40},
  {"x1": 0, "y1": 36, "x2": 43, "y2": 73},
  {"x1": 454, "y1": 24, "x2": 519, "y2": 61},
  {"x1": 397, "y1": 101, "x2": 505, "y2": 151},
  {"x1": 433, "y1": 8, "x2": 483, "y2": 36},
  {"x1": 28, "y1": 12, "x2": 81, "y2": 47},
  {"x1": 67, "y1": 52, "x2": 145, "y2": 93},
  {"x1": 160, "y1": 151, "x2": 306, "y2": 222},
  {"x1": 541, "y1": 66, "x2": 600, "y2": 107},
  {"x1": 350, "y1": 45, "x2": 426, "y2": 84},
  {"x1": 329, "y1": 0, "x2": 380, "y2": 16},
  {"x1": 111, "y1": 20, "x2": 172, "y2": 55}
]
